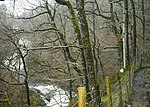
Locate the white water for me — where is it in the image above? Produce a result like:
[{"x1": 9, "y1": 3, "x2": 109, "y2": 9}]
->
[
  {"x1": 30, "y1": 85, "x2": 69, "y2": 107},
  {"x1": 2, "y1": 38, "x2": 70, "y2": 106}
]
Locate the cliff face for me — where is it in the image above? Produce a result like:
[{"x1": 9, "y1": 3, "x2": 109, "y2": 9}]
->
[{"x1": 0, "y1": 68, "x2": 44, "y2": 107}]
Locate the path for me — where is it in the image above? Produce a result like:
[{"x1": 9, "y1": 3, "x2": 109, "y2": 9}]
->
[{"x1": 130, "y1": 68, "x2": 150, "y2": 107}]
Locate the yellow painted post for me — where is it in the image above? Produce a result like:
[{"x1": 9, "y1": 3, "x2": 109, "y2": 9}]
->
[
  {"x1": 78, "y1": 87, "x2": 86, "y2": 107},
  {"x1": 105, "y1": 76, "x2": 112, "y2": 107}
]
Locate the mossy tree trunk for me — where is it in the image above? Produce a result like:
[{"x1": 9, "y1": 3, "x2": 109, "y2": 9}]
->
[
  {"x1": 139, "y1": 0, "x2": 145, "y2": 68},
  {"x1": 45, "y1": 1, "x2": 82, "y2": 75},
  {"x1": 54, "y1": 0, "x2": 101, "y2": 105},
  {"x1": 54, "y1": 0, "x2": 92, "y2": 100},
  {"x1": 130, "y1": 0, "x2": 137, "y2": 64},
  {"x1": 76, "y1": 0, "x2": 101, "y2": 105}
]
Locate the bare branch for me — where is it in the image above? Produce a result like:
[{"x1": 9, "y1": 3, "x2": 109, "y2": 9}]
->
[
  {"x1": 34, "y1": 27, "x2": 58, "y2": 32},
  {"x1": 104, "y1": 46, "x2": 119, "y2": 49},
  {"x1": 0, "y1": 78, "x2": 24, "y2": 85},
  {"x1": 94, "y1": 0, "x2": 111, "y2": 20},
  {"x1": 16, "y1": 12, "x2": 48, "y2": 19},
  {"x1": 27, "y1": 45, "x2": 82, "y2": 51},
  {"x1": 86, "y1": 10, "x2": 111, "y2": 20}
]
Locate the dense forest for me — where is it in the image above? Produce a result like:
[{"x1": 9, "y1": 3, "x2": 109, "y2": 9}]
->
[{"x1": 0, "y1": 0, "x2": 149, "y2": 107}]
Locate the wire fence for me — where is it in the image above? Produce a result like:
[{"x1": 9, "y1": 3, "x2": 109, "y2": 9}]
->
[{"x1": 72, "y1": 71, "x2": 131, "y2": 107}]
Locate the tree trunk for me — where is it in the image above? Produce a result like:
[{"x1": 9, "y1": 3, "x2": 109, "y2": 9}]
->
[
  {"x1": 76, "y1": 0, "x2": 101, "y2": 105},
  {"x1": 139, "y1": 0, "x2": 145, "y2": 68},
  {"x1": 130, "y1": 0, "x2": 137, "y2": 64},
  {"x1": 12, "y1": 40, "x2": 31, "y2": 107},
  {"x1": 123, "y1": 0, "x2": 129, "y2": 69},
  {"x1": 109, "y1": 0, "x2": 118, "y2": 34},
  {"x1": 45, "y1": 1, "x2": 82, "y2": 75},
  {"x1": 20, "y1": 50, "x2": 30, "y2": 107},
  {"x1": 109, "y1": 0, "x2": 123, "y2": 67},
  {"x1": 54, "y1": 0, "x2": 92, "y2": 100}
]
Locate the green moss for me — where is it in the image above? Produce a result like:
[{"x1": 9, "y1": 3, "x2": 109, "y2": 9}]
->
[{"x1": 142, "y1": 63, "x2": 150, "y2": 68}]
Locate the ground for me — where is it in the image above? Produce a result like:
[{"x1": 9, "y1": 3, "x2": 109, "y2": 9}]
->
[{"x1": 130, "y1": 68, "x2": 150, "y2": 107}]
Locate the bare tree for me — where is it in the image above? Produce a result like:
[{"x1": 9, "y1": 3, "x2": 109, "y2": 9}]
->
[
  {"x1": 122, "y1": 0, "x2": 129, "y2": 69},
  {"x1": 0, "y1": 25, "x2": 31, "y2": 106}
]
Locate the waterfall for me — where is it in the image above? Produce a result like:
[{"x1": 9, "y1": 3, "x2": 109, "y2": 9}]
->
[{"x1": 30, "y1": 84, "x2": 69, "y2": 107}]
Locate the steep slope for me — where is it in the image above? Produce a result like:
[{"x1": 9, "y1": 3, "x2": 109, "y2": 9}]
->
[
  {"x1": 0, "y1": 68, "x2": 43, "y2": 107},
  {"x1": 130, "y1": 68, "x2": 150, "y2": 107}
]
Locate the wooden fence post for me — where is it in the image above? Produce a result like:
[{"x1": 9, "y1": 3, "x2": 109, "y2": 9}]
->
[
  {"x1": 78, "y1": 87, "x2": 86, "y2": 107},
  {"x1": 117, "y1": 73, "x2": 123, "y2": 107},
  {"x1": 105, "y1": 76, "x2": 112, "y2": 107}
]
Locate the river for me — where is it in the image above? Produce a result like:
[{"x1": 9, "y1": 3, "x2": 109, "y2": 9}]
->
[
  {"x1": 30, "y1": 84, "x2": 70, "y2": 107},
  {"x1": 3, "y1": 38, "x2": 72, "y2": 107}
]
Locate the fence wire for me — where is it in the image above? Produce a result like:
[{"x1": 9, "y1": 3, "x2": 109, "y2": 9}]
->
[{"x1": 71, "y1": 71, "x2": 131, "y2": 107}]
